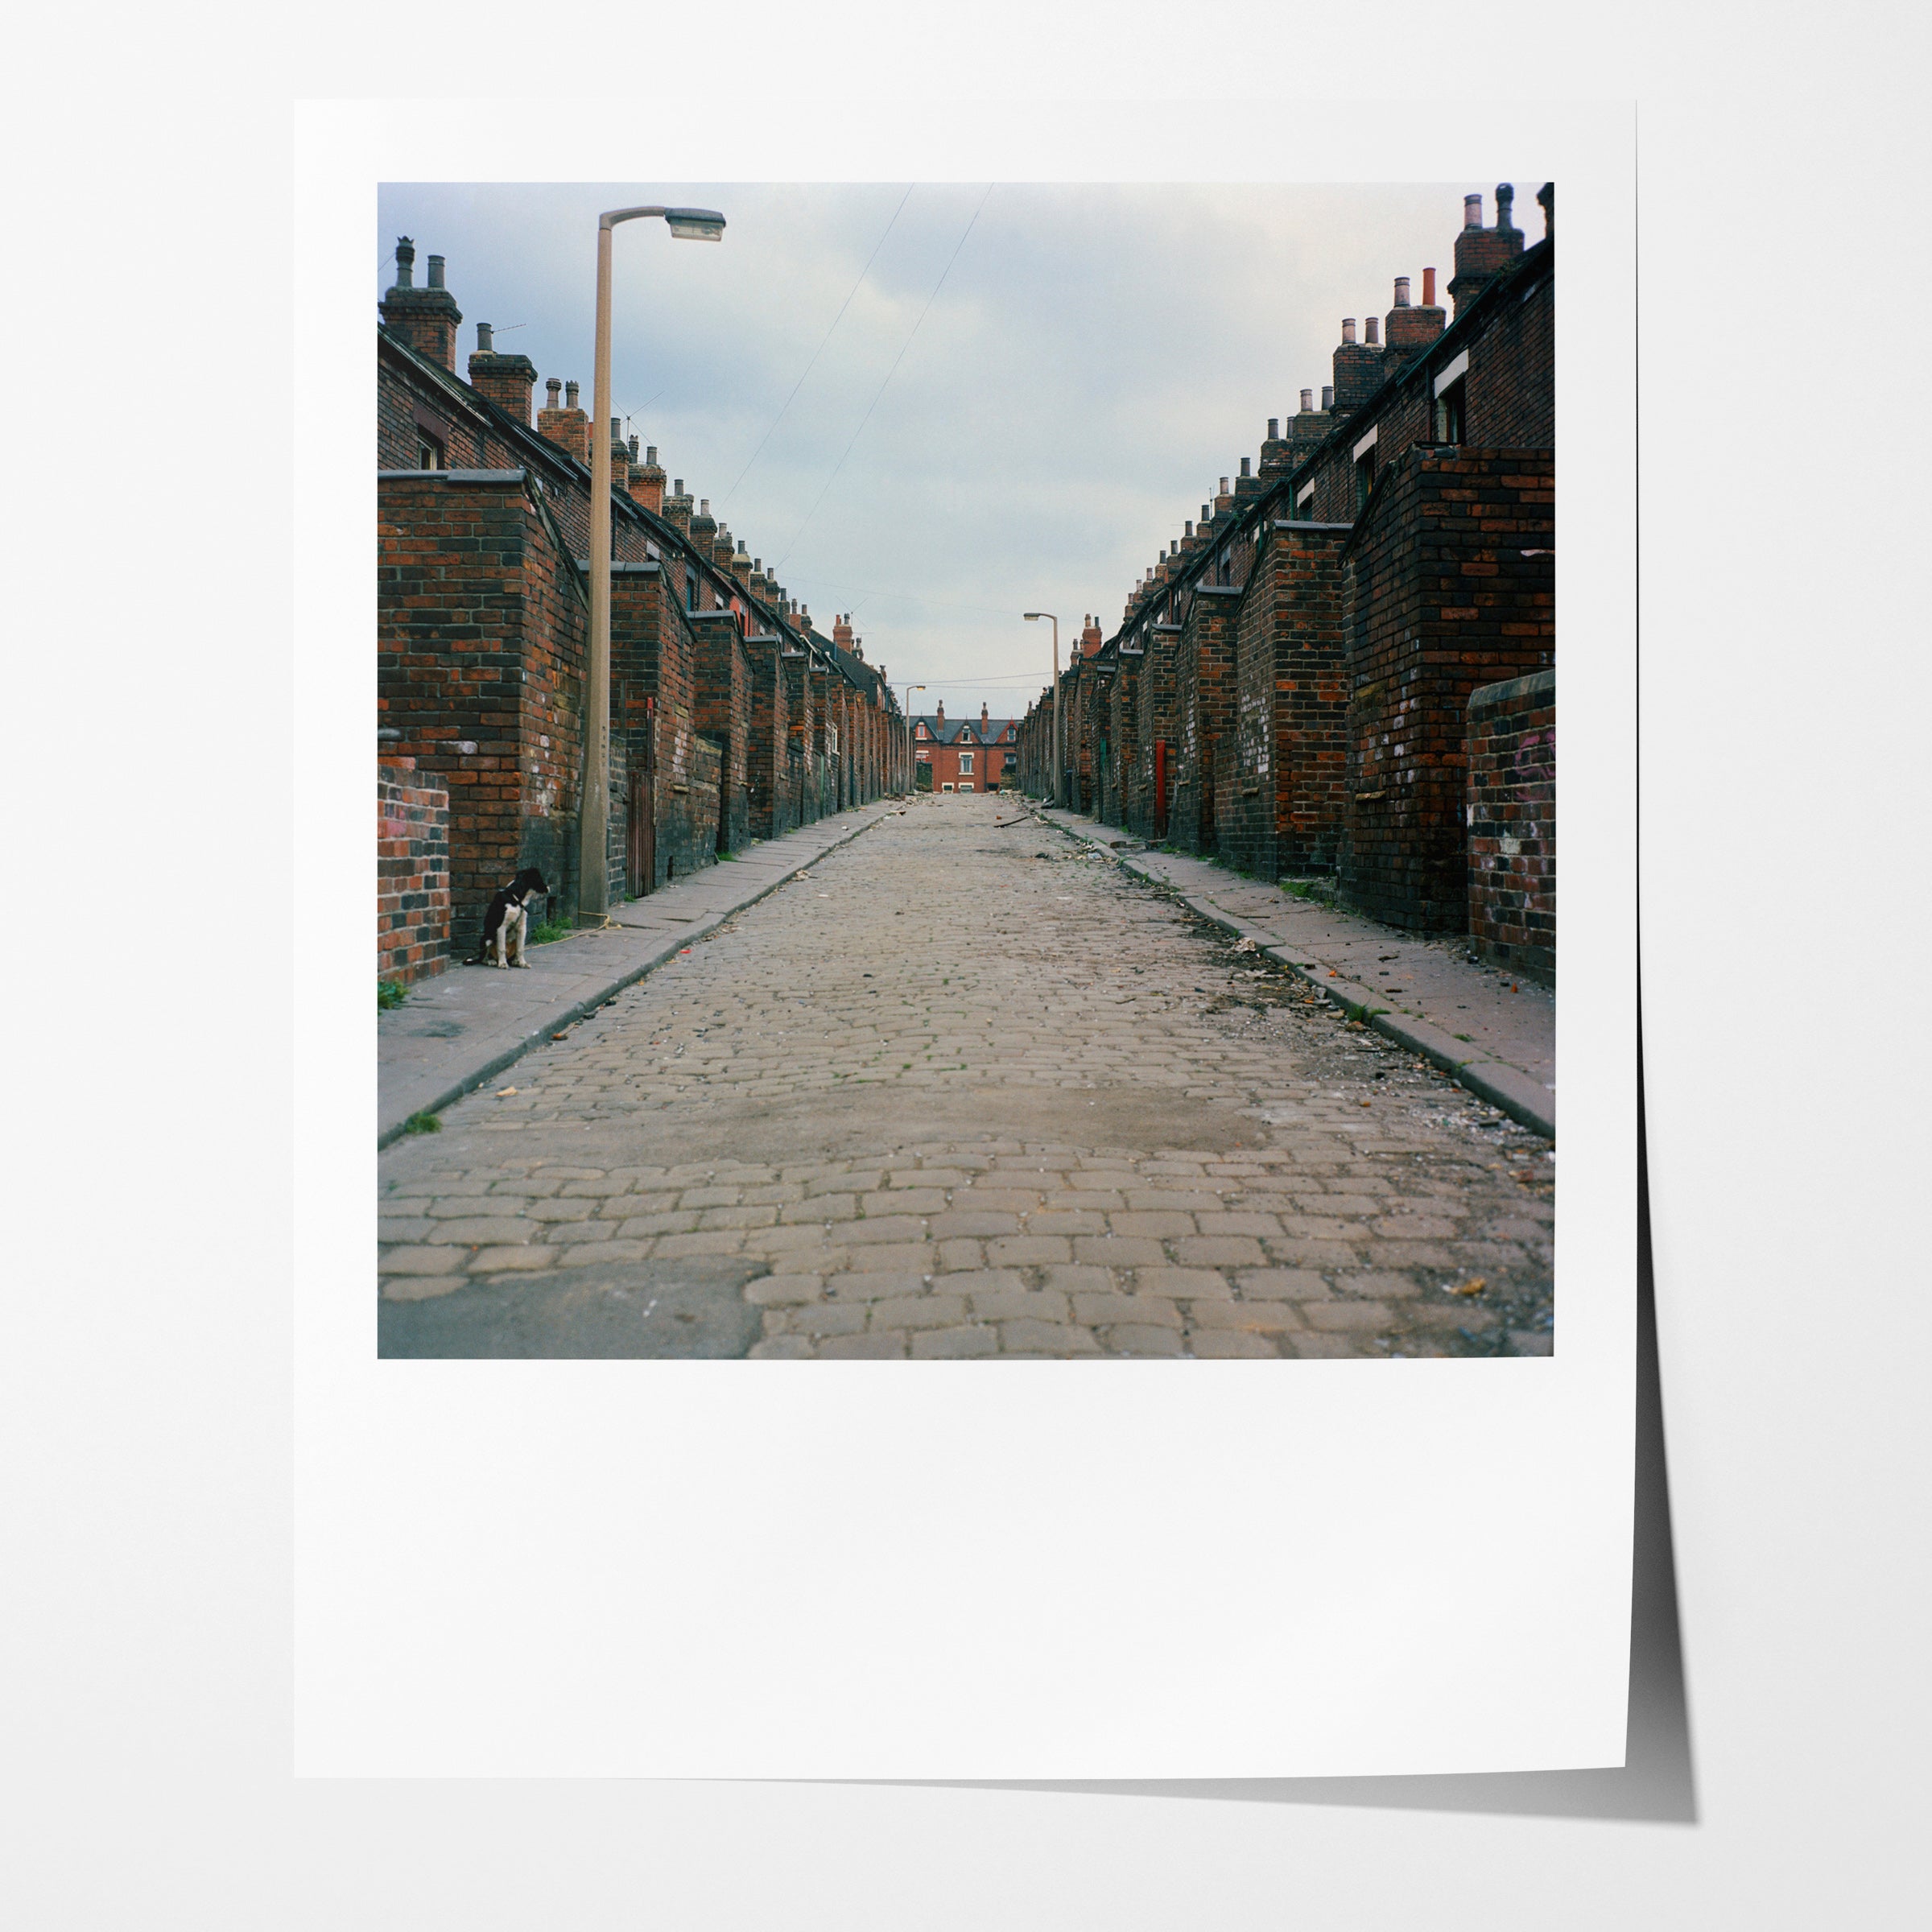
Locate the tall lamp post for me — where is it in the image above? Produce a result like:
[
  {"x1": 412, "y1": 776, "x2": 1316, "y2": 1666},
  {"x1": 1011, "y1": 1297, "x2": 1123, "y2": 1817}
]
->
[
  {"x1": 579, "y1": 202, "x2": 726, "y2": 923},
  {"x1": 899, "y1": 683, "x2": 926, "y2": 795},
  {"x1": 1023, "y1": 613, "x2": 1059, "y2": 805}
]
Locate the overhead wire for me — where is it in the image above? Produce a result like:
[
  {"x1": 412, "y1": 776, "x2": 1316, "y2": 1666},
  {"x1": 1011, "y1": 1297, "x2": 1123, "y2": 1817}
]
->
[
  {"x1": 718, "y1": 184, "x2": 914, "y2": 509},
  {"x1": 772, "y1": 184, "x2": 993, "y2": 572}
]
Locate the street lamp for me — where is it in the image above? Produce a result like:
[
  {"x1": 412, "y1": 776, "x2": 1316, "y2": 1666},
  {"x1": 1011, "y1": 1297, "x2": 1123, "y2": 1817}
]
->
[
  {"x1": 899, "y1": 684, "x2": 925, "y2": 795},
  {"x1": 580, "y1": 202, "x2": 726, "y2": 922},
  {"x1": 1023, "y1": 613, "x2": 1059, "y2": 806}
]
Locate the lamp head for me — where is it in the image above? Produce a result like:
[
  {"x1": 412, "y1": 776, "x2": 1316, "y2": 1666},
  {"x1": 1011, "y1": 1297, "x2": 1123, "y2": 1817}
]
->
[{"x1": 666, "y1": 208, "x2": 727, "y2": 241}]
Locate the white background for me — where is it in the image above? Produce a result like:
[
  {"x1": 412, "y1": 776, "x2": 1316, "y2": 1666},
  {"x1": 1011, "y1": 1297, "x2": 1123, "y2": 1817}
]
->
[
  {"x1": 295, "y1": 104, "x2": 1633, "y2": 1782},
  {"x1": 6, "y1": 2, "x2": 1927, "y2": 1925}
]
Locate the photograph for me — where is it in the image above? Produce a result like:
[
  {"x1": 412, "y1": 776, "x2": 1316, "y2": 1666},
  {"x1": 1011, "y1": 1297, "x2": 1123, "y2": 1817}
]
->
[{"x1": 374, "y1": 179, "x2": 1557, "y2": 1360}]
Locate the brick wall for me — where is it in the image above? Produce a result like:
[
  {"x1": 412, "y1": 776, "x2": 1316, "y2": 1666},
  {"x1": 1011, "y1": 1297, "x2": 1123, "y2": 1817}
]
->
[
  {"x1": 748, "y1": 639, "x2": 792, "y2": 838},
  {"x1": 1170, "y1": 585, "x2": 1241, "y2": 854},
  {"x1": 1228, "y1": 522, "x2": 1352, "y2": 880},
  {"x1": 1125, "y1": 630, "x2": 1176, "y2": 839},
  {"x1": 1339, "y1": 446, "x2": 1555, "y2": 931},
  {"x1": 377, "y1": 758, "x2": 452, "y2": 984},
  {"x1": 1468, "y1": 668, "x2": 1555, "y2": 985},
  {"x1": 694, "y1": 613, "x2": 751, "y2": 853},
  {"x1": 377, "y1": 470, "x2": 584, "y2": 938}
]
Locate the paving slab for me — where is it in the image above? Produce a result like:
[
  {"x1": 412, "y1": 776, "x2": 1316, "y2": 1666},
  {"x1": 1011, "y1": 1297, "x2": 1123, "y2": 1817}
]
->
[
  {"x1": 1033, "y1": 806, "x2": 1554, "y2": 1139},
  {"x1": 377, "y1": 800, "x2": 902, "y2": 1146}
]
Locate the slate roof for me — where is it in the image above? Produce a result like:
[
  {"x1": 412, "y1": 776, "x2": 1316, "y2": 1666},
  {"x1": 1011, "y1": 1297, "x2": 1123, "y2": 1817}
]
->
[{"x1": 910, "y1": 713, "x2": 1019, "y2": 746}]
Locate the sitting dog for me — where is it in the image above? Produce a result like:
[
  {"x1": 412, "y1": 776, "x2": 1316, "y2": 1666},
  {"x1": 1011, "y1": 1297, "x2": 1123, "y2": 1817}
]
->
[{"x1": 476, "y1": 867, "x2": 548, "y2": 968}]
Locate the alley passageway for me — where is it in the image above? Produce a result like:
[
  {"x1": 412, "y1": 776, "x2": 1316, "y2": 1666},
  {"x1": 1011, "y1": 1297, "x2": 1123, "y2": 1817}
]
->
[{"x1": 378, "y1": 795, "x2": 1554, "y2": 1357}]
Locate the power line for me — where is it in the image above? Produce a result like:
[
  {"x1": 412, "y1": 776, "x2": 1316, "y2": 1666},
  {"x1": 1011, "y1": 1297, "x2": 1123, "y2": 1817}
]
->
[
  {"x1": 772, "y1": 184, "x2": 993, "y2": 572},
  {"x1": 719, "y1": 184, "x2": 913, "y2": 509}
]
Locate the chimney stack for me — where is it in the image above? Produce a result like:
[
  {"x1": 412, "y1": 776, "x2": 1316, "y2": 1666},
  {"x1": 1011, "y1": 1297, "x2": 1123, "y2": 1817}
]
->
[
  {"x1": 1289, "y1": 383, "x2": 1331, "y2": 456},
  {"x1": 1332, "y1": 312, "x2": 1385, "y2": 417},
  {"x1": 1321, "y1": 385, "x2": 1334, "y2": 411},
  {"x1": 468, "y1": 320, "x2": 538, "y2": 424},
  {"x1": 634, "y1": 442, "x2": 672, "y2": 518},
  {"x1": 690, "y1": 496, "x2": 716, "y2": 546},
  {"x1": 608, "y1": 419, "x2": 630, "y2": 492},
  {"x1": 664, "y1": 477, "x2": 691, "y2": 532},
  {"x1": 1537, "y1": 180, "x2": 1554, "y2": 241},
  {"x1": 379, "y1": 235, "x2": 462, "y2": 372},
  {"x1": 1235, "y1": 453, "x2": 1261, "y2": 497},
  {"x1": 1385, "y1": 269, "x2": 1446, "y2": 359},
  {"x1": 1450, "y1": 182, "x2": 1525, "y2": 317},
  {"x1": 1364, "y1": 316, "x2": 1381, "y2": 345},
  {"x1": 536, "y1": 377, "x2": 589, "y2": 463},
  {"x1": 1081, "y1": 613, "x2": 1103, "y2": 656}
]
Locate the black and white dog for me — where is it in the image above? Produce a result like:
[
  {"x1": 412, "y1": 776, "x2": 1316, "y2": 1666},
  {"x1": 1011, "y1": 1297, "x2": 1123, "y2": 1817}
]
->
[{"x1": 476, "y1": 867, "x2": 548, "y2": 968}]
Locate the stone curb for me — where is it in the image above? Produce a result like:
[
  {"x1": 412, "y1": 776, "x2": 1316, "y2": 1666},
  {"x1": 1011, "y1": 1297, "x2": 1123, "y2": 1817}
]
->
[
  {"x1": 1026, "y1": 805, "x2": 1555, "y2": 1142},
  {"x1": 378, "y1": 802, "x2": 902, "y2": 1150}
]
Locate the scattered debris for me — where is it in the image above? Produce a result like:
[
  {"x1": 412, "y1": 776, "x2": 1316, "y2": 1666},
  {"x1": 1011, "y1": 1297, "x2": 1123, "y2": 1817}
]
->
[
  {"x1": 1449, "y1": 1277, "x2": 1488, "y2": 1296},
  {"x1": 495, "y1": 1086, "x2": 518, "y2": 1097}
]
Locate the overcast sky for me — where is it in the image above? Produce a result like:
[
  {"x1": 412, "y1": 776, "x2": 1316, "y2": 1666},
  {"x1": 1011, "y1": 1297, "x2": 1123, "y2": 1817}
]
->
[{"x1": 376, "y1": 179, "x2": 1546, "y2": 723}]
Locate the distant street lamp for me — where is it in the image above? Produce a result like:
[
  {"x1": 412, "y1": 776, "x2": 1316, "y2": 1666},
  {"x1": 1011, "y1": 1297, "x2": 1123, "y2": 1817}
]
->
[
  {"x1": 900, "y1": 684, "x2": 926, "y2": 794},
  {"x1": 579, "y1": 202, "x2": 725, "y2": 922},
  {"x1": 1023, "y1": 613, "x2": 1059, "y2": 805}
]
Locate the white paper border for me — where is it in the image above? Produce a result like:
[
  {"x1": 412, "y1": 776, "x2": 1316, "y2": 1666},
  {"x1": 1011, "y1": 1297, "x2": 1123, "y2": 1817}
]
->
[{"x1": 295, "y1": 97, "x2": 1634, "y2": 1778}]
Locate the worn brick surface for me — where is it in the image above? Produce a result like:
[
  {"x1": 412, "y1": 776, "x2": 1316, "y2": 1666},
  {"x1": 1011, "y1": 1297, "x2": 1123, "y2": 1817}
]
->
[{"x1": 379, "y1": 795, "x2": 1554, "y2": 1356}]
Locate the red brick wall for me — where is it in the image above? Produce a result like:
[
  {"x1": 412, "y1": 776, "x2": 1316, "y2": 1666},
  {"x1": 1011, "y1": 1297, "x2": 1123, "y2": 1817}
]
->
[
  {"x1": 1228, "y1": 522, "x2": 1352, "y2": 880},
  {"x1": 377, "y1": 471, "x2": 584, "y2": 938},
  {"x1": 378, "y1": 758, "x2": 452, "y2": 985},
  {"x1": 1339, "y1": 446, "x2": 1555, "y2": 931},
  {"x1": 1468, "y1": 669, "x2": 1555, "y2": 985},
  {"x1": 748, "y1": 640, "x2": 792, "y2": 838},
  {"x1": 1125, "y1": 629, "x2": 1177, "y2": 839},
  {"x1": 1170, "y1": 586, "x2": 1241, "y2": 854}
]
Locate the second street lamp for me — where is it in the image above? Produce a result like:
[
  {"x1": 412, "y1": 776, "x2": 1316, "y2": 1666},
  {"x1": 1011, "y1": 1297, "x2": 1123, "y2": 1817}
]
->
[
  {"x1": 1023, "y1": 613, "x2": 1059, "y2": 806},
  {"x1": 900, "y1": 684, "x2": 926, "y2": 795},
  {"x1": 580, "y1": 202, "x2": 725, "y2": 923}
]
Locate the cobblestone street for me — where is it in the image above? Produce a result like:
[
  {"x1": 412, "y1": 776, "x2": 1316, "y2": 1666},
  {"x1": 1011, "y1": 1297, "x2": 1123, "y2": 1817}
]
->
[{"x1": 378, "y1": 795, "x2": 1554, "y2": 1357}]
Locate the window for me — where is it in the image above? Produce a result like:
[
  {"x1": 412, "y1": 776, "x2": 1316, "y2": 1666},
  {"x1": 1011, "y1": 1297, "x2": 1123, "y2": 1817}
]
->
[
  {"x1": 915, "y1": 724, "x2": 927, "y2": 739},
  {"x1": 686, "y1": 573, "x2": 697, "y2": 612},
  {"x1": 416, "y1": 429, "x2": 444, "y2": 470},
  {"x1": 958, "y1": 782, "x2": 974, "y2": 791},
  {"x1": 942, "y1": 782, "x2": 956, "y2": 793},
  {"x1": 959, "y1": 752, "x2": 973, "y2": 774},
  {"x1": 1434, "y1": 376, "x2": 1467, "y2": 445},
  {"x1": 1355, "y1": 448, "x2": 1377, "y2": 510}
]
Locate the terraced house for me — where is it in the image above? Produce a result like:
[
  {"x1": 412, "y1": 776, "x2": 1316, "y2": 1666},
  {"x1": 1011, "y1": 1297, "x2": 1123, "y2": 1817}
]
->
[
  {"x1": 911, "y1": 702, "x2": 1021, "y2": 793},
  {"x1": 375, "y1": 240, "x2": 910, "y2": 987},
  {"x1": 1022, "y1": 183, "x2": 1555, "y2": 984}
]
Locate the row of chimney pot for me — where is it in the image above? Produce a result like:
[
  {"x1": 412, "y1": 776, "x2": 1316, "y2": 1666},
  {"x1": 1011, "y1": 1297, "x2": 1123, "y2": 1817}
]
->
[
  {"x1": 384, "y1": 242, "x2": 832, "y2": 644},
  {"x1": 1112, "y1": 185, "x2": 1541, "y2": 625}
]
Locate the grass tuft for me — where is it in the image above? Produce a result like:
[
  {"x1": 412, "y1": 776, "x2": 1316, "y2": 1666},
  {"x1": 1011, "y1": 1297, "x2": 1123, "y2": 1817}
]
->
[
  {"x1": 378, "y1": 980, "x2": 407, "y2": 1012},
  {"x1": 401, "y1": 1110, "x2": 442, "y2": 1135}
]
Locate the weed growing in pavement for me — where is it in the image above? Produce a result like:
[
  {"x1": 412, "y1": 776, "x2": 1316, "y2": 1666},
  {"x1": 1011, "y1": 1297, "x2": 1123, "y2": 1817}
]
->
[
  {"x1": 401, "y1": 1110, "x2": 441, "y2": 1135},
  {"x1": 378, "y1": 980, "x2": 407, "y2": 1012},
  {"x1": 528, "y1": 920, "x2": 572, "y2": 945}
]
